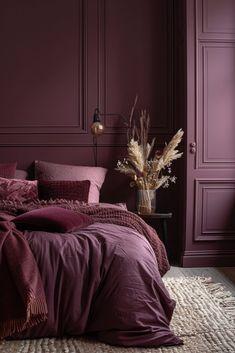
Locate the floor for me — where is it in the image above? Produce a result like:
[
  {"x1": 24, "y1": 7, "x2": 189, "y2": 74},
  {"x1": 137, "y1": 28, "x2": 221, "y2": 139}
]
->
[{"x1": 164, "y1": 266, "x2": 235, "y2": 296}]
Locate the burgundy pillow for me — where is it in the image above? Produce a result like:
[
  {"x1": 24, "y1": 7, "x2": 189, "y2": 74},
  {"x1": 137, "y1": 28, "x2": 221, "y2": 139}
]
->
[
  {"x1": 0, "y1": 162, "x2": 17, "y2": 178},
  {"x1": 0, "y1": 177, "x2": 38, "y2": 202},
  {"x1": 38, "y1": 180, "x2": 90, "y2": 202},
  {"x1": 13, "y1": 206, "x2": 94, "y2": 232}
]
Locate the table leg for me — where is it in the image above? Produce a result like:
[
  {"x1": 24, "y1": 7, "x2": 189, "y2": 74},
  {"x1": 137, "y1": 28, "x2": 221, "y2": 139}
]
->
[{"x1": 160, "y1": 219, "x2": 169, "y2": 255}]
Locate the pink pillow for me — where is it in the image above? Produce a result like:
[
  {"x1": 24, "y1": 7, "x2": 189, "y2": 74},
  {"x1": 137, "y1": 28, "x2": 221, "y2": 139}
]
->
[
  {"x1": 0, "y1": 177, "x2": 38, "y2": 203},
  {"x1": 35, "y1": 160, "x2": 107, "y2": 203},
  {"x1": 15, "y1": 169, "x2": 28, "y2": 180},
  {"x1": 0, "y1": 162, "x2": 17, "y2": 178},
  {"x1": 91, "y1": 202, "x2": 128, "y2": 210},
  {"x1": 13, "y1": 206, "x2": 94, "y2": 232},
  {"x1": 38, "y1": 180, "x2": 90, "y2": 202}
]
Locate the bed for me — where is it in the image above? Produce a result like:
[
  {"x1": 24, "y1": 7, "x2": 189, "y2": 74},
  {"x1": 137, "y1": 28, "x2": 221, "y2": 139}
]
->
[{"x1": 0, "y1": 161, "x2": 182, "y2": 347}]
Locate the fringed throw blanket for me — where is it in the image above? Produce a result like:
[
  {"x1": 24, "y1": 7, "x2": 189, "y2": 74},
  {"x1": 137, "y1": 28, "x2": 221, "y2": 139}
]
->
[
  {"x1": 0, "y1": 199, "x2": 170, "y2": 276},
  {"x1": 0, "y1": 214, "x2": 48, "y2": 339}
]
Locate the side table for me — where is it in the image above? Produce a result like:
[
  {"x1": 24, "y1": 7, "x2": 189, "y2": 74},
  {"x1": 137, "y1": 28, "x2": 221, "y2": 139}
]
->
[{"x1": 135, "y1": 212, "x2": 173, "y2": 254}]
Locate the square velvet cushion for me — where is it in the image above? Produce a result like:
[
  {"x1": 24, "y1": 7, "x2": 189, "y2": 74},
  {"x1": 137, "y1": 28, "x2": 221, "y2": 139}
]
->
[
  {"x1": 35, "y1": 160, "x2": 107, "y2": 203},
  {"x1": 38, "y1": 180, "x2": 90, "y2": 202},
  {"x1": 13, "y1": 206, "x2": 94, "y2": 232},
  {"x1": 0, "y1": 162, "x2": 17, "y2": 178}
]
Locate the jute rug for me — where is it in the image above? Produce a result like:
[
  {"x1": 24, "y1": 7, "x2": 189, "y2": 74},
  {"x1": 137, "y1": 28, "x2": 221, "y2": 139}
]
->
[{"x1": 1, "y1": 277, "x2": 235, "y2": 353}]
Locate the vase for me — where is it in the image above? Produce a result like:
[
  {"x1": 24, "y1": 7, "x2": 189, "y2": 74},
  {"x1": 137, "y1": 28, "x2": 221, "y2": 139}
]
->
[{"x1": 137, "y1": 189, "x2": 156, "y2": 215}]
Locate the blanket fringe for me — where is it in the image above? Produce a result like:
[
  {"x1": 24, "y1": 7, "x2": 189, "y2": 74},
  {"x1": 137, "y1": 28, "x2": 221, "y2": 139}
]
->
[
  {"x1": 0, "y1": 293, "x2": 48, "y2": 339},
  {"x1": 0, "y1": 314, "x2": 47, "y2": 340}
]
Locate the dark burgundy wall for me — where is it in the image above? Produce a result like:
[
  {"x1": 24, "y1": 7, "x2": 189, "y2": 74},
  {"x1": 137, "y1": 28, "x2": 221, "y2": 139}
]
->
[
  {"x1": 0, "y1": 0, "x2": 183, "y2": 261},
  {"x1": 0, "y1": 0, "x2": 175, "y2": 149}
]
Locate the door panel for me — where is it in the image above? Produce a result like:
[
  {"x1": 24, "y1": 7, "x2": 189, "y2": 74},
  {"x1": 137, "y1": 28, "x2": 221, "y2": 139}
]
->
[{"x1": 198, "y1": 42, "x2": 235, "y2": 167}]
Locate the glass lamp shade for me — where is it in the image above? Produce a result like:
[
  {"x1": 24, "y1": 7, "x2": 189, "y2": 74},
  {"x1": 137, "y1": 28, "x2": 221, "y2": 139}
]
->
[{"x1": 91, "y1": 121, "x2": 105, "y2": 136}]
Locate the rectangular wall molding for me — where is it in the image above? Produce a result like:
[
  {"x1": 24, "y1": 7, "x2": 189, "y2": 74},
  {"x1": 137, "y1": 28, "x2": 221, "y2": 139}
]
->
[
  {"x1": 194, "y1": 179, "x2": 235, "y2": 241},
  {"x1": 0, "y1": 0, "x2": 87, "y2": 136}
]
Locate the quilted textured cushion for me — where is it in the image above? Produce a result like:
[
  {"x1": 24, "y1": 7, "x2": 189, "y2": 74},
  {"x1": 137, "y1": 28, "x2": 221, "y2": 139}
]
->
[
  {"x1": 38, "y1": 180, "x2": 90, "y2": 202},
  {"x1": 0, "y1": 162, "x2": 17, "y2": 178},
  {"x1": 0, "y1": 177, "x2": 38, "y2": 202},
  {"x1": 13, "y1": 206, "x2": 94, "y2": 232},
  {"x1": 34, "y1": 160, "x2": 107, "y2": 203}
]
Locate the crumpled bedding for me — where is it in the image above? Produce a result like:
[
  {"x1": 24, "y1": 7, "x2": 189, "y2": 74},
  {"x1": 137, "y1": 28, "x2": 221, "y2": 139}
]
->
[{"x1": 0, "y1": 200, "x2": 182, "y2": 347}]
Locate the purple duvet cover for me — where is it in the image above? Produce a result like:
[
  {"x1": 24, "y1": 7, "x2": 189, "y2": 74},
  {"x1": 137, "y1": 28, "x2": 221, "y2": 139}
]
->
[{"x1": 0, "y1": 201, "x2": 182, "y2": 347}]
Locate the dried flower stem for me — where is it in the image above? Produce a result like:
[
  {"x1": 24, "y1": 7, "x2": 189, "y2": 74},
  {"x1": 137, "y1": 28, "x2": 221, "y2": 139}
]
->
[{"x1": 116, "y1": 99, "x2": 184, "y2": 196}]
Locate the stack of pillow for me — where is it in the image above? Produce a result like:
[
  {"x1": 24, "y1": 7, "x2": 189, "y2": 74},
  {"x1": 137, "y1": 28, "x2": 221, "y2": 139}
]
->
[
  {"x1": 0, "y1": 161, "x2": 107, "y2": 204},
  {"x1": 0, "y1": 162, "x2": 37, "y2": 203}
]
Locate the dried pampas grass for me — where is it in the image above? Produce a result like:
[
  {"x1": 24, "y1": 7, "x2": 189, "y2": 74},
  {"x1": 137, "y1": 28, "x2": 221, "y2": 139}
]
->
[{"x1": 116, "y1": 98, "x2": 184, "y2": 191}]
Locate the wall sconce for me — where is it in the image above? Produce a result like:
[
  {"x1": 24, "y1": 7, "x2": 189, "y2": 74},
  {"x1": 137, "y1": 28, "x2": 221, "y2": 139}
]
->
[
  {"x1": 91, "y1": 108, "x2": 105, "y2": 136},
  {"x1": 91, "y1": 108, "x2": 127, "y2": 166}
]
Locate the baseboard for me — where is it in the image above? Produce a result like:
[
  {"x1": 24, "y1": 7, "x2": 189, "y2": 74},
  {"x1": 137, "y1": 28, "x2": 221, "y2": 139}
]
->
[{"x1": 181, "y1": 249, "x2": 235, "y2": 267}]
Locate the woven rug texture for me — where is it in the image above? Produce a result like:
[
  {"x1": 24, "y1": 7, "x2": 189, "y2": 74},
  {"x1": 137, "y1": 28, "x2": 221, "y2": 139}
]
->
[{"x1": 0, "y1": 277, "x2": 235, "y2": 353}]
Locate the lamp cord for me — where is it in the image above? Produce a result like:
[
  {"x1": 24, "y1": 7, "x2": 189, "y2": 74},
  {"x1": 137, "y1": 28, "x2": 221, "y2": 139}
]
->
[{"x1": 93, "y1": 135, "x2": 98, "y2": 167}]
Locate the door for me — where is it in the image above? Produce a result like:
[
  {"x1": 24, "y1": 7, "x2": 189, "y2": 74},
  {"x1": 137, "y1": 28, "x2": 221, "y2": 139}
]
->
[{"x1": 182, "y1": 0, "x2": 235, "y2": 266}]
